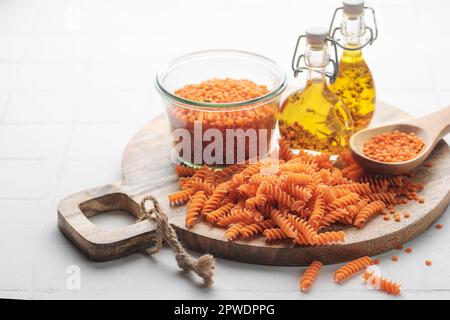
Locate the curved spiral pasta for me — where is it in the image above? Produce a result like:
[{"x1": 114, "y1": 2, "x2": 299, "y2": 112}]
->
[
  {"x1": 341, "y1": 199, "x2": 369, "y2": 225},
  {"x1": 204, "y1": 171, "x2": 216, "y2": 185},
  {"x1": 332, "y1": 188, "x2": 352, "y2": 198},
  {"x1": 248, "y1": 173, "x2": 280, "y2": 186},
  {"x1": 202, "y1": 185, "x2": 229, "y2": 215},
  {"x1": 321, "y1": 187, "x2": 337, "y2": 203},
  {"x1": 178, "y1": 177, "x2": 189, "y2": 189},
  {"x1": 237, "y1": 183, "x2": 257, "y2": 198},
  {"x1": 168, "y1": 188, "x2": 195, "y2": 207},
  {"x1": 216, "y1": 208, "x2": 258, "y2": 227},
  {"x1": 263, "y1": 228, "x2": 289, "y2": 241},
  {"x1": 346, "y1": 168, "x2": 364, "y2": 181},
  {"x1": 279, "y1": 163, "x2": 316, "y2": 175},
  {"x1": 214, "y1": 164, "x2": 245, "y2": 183},
  {"x1": 206, "y1": 202, "x2": 235, "y2": 224},
  {"x1": 279, "y1": 139, "x2": 296, "y2": 161},
  {"x1": 299, "y1": 261, "x2": 322, "y2": 293},
  {"x1": 341, "y1": 163, "x2": 361, "y2": 177},
  {"x1": 354, "y1": 200, "x2": 386, "y2": 228},
  {"x1": 185, "y1": 191, "x2": 207, "y2": 228},
  {"x1": 232, "y1": 163, "x2": 261, "y2": 184},
  {"x1": 283, "y1": 184, "x2": 312, "y2": 203},
  {"x1": 190, "y1": 165, "x2": 210, "y2": 181},
  {"x1": 287, "y1": 214, "x2": 318, "y2": 244},
  {"x1": 333, "y1": 256, "x2": 374, "y2": 283},
  {"x1": 282, "y1": 172, "x2": 313, "y2": 187},
  {"x1": 359, "y1": 176, "x2": 390, "y2": 193},
  {"x1": 308, "y1": 195, "x2": 326, "y2": 229},
  {"x1": 366, "y1": 192, "x2": 396, "y2": 205},
  {"x1": 327, "y1": 192, "x2": 360, "y2": 210},
  {"x1": 319, "y1": 208, "x2": 348, "y2": 230},
  {"x1": 258, "y1": 181, "x2": 299, "y2": 211},
  {"x1": 245, "y1": 194, "x2": 268, "y2": 210},
  {"x1": 315, "y1": 231, "x2": 345, "y2": 244},
  {"x1": 189, "y1": 180, "x2": 215, "y2": 195},
  {"x1": 240, "y1": 220, "x2": 276, "y2": 239},
  {"x1": 363, "y1": 271, "x2": 401, "y2": 295},
  {"x1": 224, "y1": 222, "x2": 247, "y2": 241},
  {"x1": 180, "y1": 177, "x2": 202, "y2": 190},
  {"x1": 175, "y1": 164, "x2": 196, "y2": 177},
  {"x1": 334, "y1": 183, "x2": 371, "y2": 195},
  {"x1": 270, "y1": 209, "x2": 297, "y2": 238}
]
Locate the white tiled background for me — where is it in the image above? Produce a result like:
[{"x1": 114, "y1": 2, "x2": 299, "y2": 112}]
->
[{"x1": 0, "y1": 0, "x2": 449, "y2": 299}]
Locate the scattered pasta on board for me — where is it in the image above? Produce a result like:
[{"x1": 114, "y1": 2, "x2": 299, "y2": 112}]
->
[{"x1": 168, "y1": 140, "x2": 425, "y2": 246}]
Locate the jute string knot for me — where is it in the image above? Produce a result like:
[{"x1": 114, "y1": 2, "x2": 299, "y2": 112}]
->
[{"x1": 139, "y1": 195, "x2": 215, "y2": 287}]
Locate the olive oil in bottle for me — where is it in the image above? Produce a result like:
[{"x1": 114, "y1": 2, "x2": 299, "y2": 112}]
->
[
  {"x1": 328, "y1": 0, "x2": 378, "y2": 131},
  {"x1": 279, "y1": 27, "x2": 353, "y2": 155}
]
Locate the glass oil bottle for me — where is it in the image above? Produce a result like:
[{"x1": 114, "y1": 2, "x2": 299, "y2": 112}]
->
[
  {"x1": 328, "y1": 0, "x2": 378, "y2": 131},
  {"x1": 279, "y1": 27, "x2": 353, "y2": 155}
]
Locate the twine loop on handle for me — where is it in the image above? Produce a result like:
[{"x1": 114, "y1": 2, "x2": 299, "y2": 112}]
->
[{"x1": 139, "y1": 195, "x2": 215, "y2": 287}]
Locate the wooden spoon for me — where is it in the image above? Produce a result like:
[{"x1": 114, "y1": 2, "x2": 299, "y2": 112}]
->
[{"x1": 350, "y1": 105, "x2": 450, "y2": 175}]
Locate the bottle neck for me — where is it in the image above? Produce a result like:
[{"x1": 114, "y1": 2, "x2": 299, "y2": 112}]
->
[
  {"x1": 307, "y1": 69, "x2": 326, "y2": 83},
  {"x1": 341, "y1": 13, "x2": 365, "y2": 48},
  {"x1": 305, "y1": 44, "x2": 329, "y2": 83}
]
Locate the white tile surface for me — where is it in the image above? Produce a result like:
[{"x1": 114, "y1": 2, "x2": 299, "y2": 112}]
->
[
  {"x1": 0, "y1": 0, "x2": 449, "y2": 300},
  {"x1": 0, "y1": 63, "x2": 19, "y2": 91},
  {"x1": 76, "y1": 91, "x2": 152, "y2": 123},
  {"x1": 3, "y1": 91, "x2": 79, "y2": 123},
  {"x1": 16, "y1": 63, "x2": 89, "y2": 91},
  {"x1": 0, "y1": 124, "x2": 71, "y2": 159},
  {"x1": 0, "y1": 160, "x2": 58, "y2": 199},
  {"x1": 0, "y1": 92, "x2": 9, "y2": 118},
  {"x1": 66, "y1": 123, "x2": 136, "y2": 161}
]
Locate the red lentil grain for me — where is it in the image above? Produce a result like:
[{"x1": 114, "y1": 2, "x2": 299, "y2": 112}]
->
[
  {"x1": 425, "y1": 260, "x2": 432, "y2": 266},
  {"x1": 435, "y1": 224, "x2": 443, "y2": 229},
  {"x1": 362, "y1": 130, "x2": 425, "y2": 163},
  {"x1": 405, "y1": 248, "x2": 412, "y2": 254}
]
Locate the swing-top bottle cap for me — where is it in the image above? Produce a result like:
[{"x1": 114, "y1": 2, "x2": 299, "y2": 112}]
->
[
  {"x1": 343, "y1": 0, "x2": 364, "y2": 16},
  {"x1": 305, "y1": 26, "x2": 328, "y2": 46}
]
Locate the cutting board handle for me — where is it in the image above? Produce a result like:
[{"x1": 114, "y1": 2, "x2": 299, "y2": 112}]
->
[{"x1": 57, "y1": 183, "x2": 157, "y2": 261}]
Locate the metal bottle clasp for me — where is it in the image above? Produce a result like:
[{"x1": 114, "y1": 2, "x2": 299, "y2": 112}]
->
[
  {"x1": 328, "y1": 6, "x2": 378, "y2": 51},
  {"x1": 292, "y1": 35, "x2": 340, "y2": 84}
]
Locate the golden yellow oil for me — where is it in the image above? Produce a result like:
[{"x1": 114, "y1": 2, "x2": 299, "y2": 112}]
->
[
  {"x1": 330, "y1": 49, "x2": 376, "y2": 131},
  {"x1": 279, "y1": 80, "x2": 353, "y2": 154}
]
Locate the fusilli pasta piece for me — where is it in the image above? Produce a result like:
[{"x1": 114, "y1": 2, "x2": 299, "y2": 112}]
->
[
  {"x1": 224, "y1": 222, "x2": 247, "y2": 241},
  {"x1": 239, "y1": 220, "x2": 276, "y2": 239},
  {"x1": 354, "y1": 200, "x2": 385, "y2": 228},
  {"x1": 263, "y1": 228, "x2": 290, "y2": 241},
  {"x1": 363, "y1": 270, "x2": 401, "y2": 295},
  {"x1": 175, "y1": 164, "x2": 196, "y2": 177},
  {"x1": 299, "y1": 261, "x2": 322, "y2": 293},
  {"x1": 334, "y1": 256, "x2": 374, "y2": 283},
  {"x1": 185, "y1": 191, "x2": 207, "y2": 228},
  {"x1": 206, "y1": 202, "x2": 235, "y2": 224}
]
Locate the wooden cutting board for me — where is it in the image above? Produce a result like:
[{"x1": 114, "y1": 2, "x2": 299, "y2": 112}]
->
[{"x1": 57, "y1": 101, "x2": 450, "y2": 265}]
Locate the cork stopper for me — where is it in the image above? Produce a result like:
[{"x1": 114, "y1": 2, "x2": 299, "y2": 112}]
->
[
  {"x1": 343, "y1": 0, "x2": 364, "y2": 16},
  {"x1": 305, "y1": 26, "x2": 328, "y2": 46}
]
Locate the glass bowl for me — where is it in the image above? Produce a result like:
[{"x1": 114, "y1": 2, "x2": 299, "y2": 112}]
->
[{"x1": 155, "y1": 49, "x2": 287, "y2": 167}]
